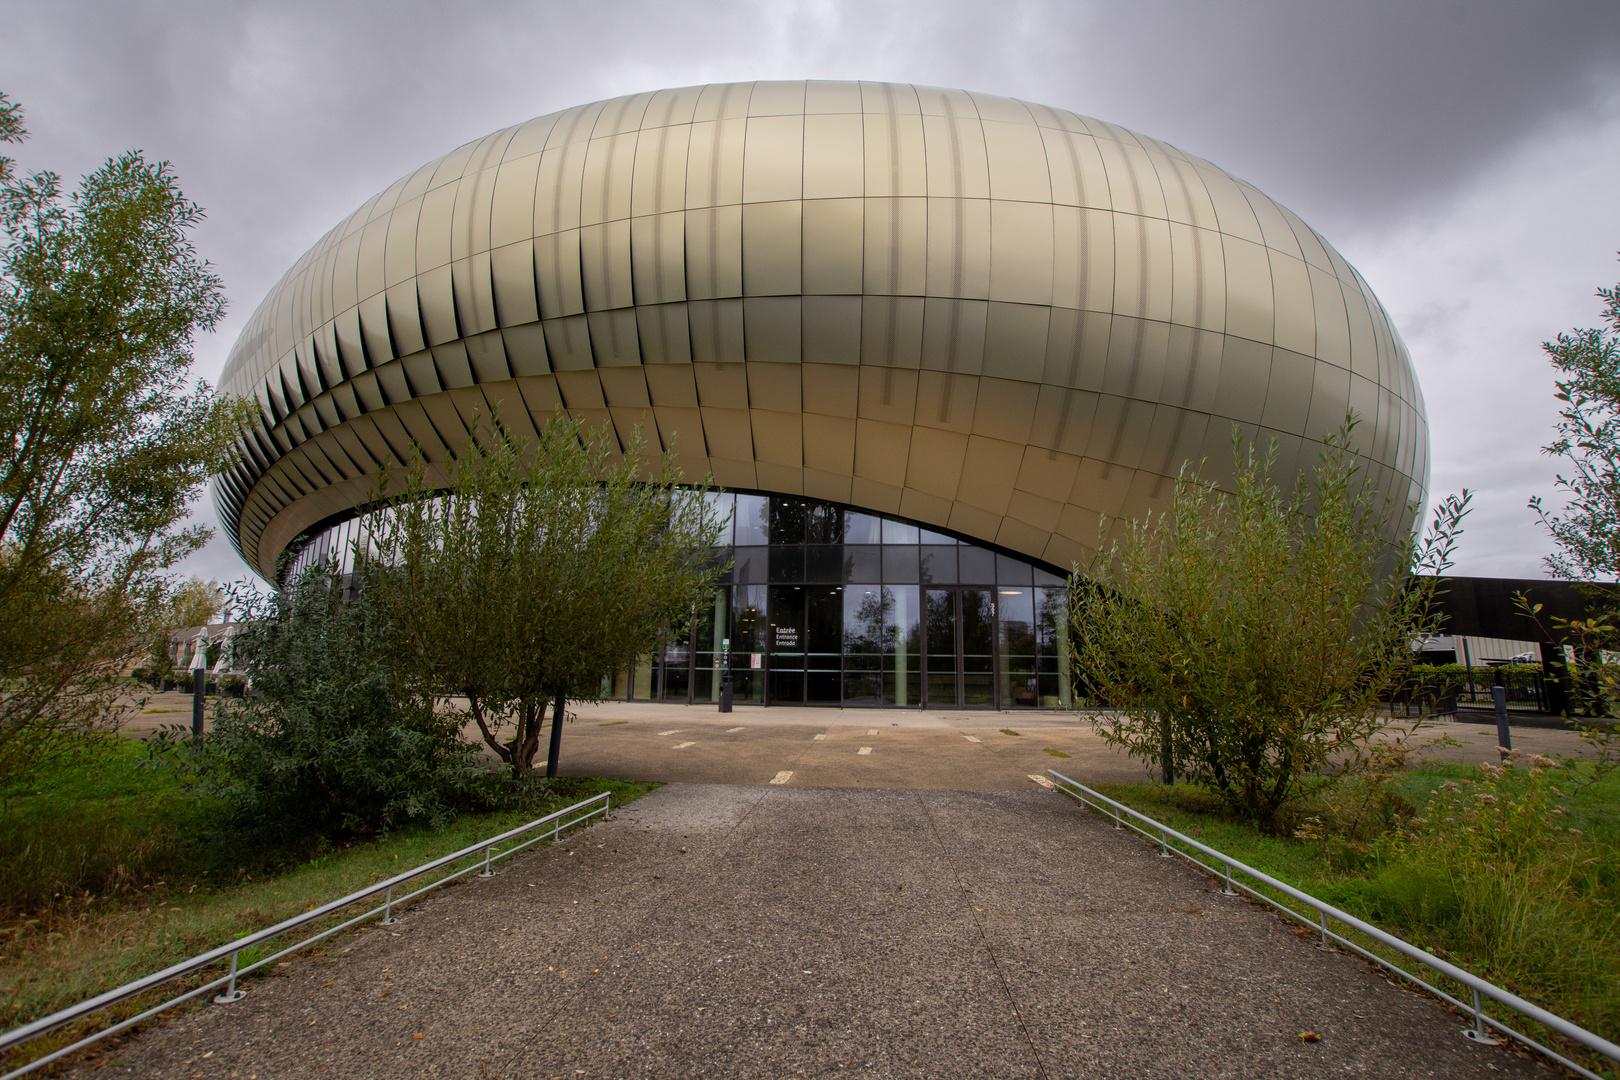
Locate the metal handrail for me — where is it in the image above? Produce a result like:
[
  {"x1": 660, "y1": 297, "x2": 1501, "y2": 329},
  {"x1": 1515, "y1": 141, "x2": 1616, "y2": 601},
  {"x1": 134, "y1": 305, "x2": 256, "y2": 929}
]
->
[
  {"x1": 0, "y1": 791, "x2": 611, "y2": 1079},
  {"x1": 1046, "y1": 770, "x2": 1619, "y2": 1080}
]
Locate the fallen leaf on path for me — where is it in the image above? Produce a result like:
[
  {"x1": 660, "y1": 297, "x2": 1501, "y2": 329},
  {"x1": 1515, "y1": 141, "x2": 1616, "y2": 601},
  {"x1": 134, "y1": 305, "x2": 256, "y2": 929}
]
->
[{"x1": 1299, "y1": 1031, "x2": 1321, "y2": 1043}]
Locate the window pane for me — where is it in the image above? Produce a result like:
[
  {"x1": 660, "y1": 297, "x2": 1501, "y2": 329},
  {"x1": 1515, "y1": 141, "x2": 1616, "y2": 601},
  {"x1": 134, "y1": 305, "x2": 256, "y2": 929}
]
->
[
  {"x1": 842, "y1": 585, "x2": 885, "y2": 705},
  {"x1": 734, "y1": 494, "x2": 769, "y2": 545},
  {"x1": 845, "y1": 512, "x2": 883, "y2": 545},
  {"x1": 769, "y1": 546, "x2": 805, "y2": 583},
  {"x1": 998, "y1": 587, "x2": 1037, "y2": 708},
  {"x1": 728, "y1": 585, "x2": 768, "y2": 703},
  {"x1": 767, "y1": 585, "x2": 805, "y2": 703},
  {"x1": 996, "y1": 553, "x2": 1033, "y2": 586},
  {"x1": 806, "y1": 503, "x2": 846, "y2": 544},
  {"x1": 884, "y1": 584, "x2": 920, "y2": 707},
  {"x1": 925, "y1": 589, "x2": 957, "y2": 708},
  {"x1": 881, "y1": 519, "x2": 919, "y2": 544},
  {"x1": 919, "y1": 527, "x2": 956, "y2": 544},
  {"x1": 845, "y1": 545, "x2": 881, "y2": 582},
  {"x1": 807, "y1": 587, "x2": 842, "y2": 703},
  {"x1": 959, "y1": 545, "x2": 996, "y2": 584},
  {"x1": 703, "y1": 491, "x2": 736, "y2": 546},
  {"x1": 806, "y1": 544, "x2": 844, "y2": 583},
  {"x1": 961, "y1": 589, "x2": 995, "y2": 705},
  {"x1": 920, "y1": 545, "x2": 957, "y2": 584},
  {"x1": 734, "y1": 546, "x2": 769, "y2": 584},
  {"x1": 882, "y1": 546, "x2": 919, "y2": 582},
  {"x1": 769, "y1": 498, "x2": 809, "y2": 544}
]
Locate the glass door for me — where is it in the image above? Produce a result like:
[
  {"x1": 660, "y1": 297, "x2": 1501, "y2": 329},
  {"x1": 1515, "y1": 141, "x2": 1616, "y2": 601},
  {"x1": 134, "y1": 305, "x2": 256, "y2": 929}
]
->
[
  {"x1": 961, "y1": 588, "x2": 996, "y2": 707},
  {"x1": 766, "y1": 585, "x2": 805, "y2": 704},
  {"x1": 924, "y1": 589, "x2": 959, "y2": 707},
  {"x1": 806, "y1": 586, "x2": 843, "y2": 704}
]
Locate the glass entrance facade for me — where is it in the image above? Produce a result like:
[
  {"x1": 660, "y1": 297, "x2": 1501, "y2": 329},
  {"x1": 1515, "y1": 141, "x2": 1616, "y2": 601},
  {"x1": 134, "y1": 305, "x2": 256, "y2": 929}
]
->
[
  {"x1": 627, "y1": 493, "x2": 1072, "y2": 710},
  {"x1": 287, "y1": 490, "x2": 1075, "y2": 710}
]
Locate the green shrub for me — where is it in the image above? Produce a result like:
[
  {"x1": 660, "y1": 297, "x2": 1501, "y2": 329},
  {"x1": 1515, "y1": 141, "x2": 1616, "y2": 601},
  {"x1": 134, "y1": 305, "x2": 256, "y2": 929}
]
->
[{"x1": 156, "y1": 566, "x2": 489, "y2": 839}]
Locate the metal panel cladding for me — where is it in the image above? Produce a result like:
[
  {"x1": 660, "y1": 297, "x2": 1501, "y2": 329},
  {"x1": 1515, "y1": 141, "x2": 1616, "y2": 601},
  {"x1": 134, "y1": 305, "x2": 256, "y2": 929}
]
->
[{"x1": 214, "y1": 81, "x2": 1429, "y2": 579}]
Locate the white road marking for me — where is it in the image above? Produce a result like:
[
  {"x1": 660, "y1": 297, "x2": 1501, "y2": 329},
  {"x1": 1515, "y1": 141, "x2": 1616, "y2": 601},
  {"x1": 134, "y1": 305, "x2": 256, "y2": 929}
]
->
[
  {"x1": 658, "y1": 729, "x2": 681, "y2": 736},
  {"x1": 963, "y1": 735, "x2": 982, "y2": 743},
  {"x1": 866, "y1": 729, "x2": 878, "y2": 735},
  {"x1": 857, "y1": 747, "x2": 872, "y2": 756},
  {"x1": 769, "y1": 770, "x2": 793, "y2": 785},
  {"x1": 725, "y1": 726, "x2": 744, "y2": 733},
  {"x1": 673, "y1": 741, "x2": 695, "y2": 749},
  {"x1": 813, "y1": 734, "x2": 827, "y2": 741},
  {"x1": 1028, "y1": 774, "x2": 1055, "y2": 789}
]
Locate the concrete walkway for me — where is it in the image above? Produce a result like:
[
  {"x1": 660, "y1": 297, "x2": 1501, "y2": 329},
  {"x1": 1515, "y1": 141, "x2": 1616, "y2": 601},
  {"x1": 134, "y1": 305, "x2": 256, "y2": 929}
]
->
[{"x1": 89, "y1": 784, "x2": 1541, "y2": 1079}]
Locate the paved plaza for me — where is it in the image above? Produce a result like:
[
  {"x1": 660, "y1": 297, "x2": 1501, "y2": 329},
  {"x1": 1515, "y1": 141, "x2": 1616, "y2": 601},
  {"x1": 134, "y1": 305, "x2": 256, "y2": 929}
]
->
[{"x1": 83, "y1": 721, "x2": 1557, "y2": 1078}]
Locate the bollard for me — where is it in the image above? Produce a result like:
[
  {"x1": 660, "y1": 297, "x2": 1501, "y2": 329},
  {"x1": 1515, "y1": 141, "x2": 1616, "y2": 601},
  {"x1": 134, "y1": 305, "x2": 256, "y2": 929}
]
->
[
  {"x1": 719, "y1": 677, "x2": 733, "y2": 713},
  {"x1": 1493, "y1": 685, "x2": 1512, "y2": 753},
  {"x1": 192, "y1": 666, "x2": 207, "y2": 742}
]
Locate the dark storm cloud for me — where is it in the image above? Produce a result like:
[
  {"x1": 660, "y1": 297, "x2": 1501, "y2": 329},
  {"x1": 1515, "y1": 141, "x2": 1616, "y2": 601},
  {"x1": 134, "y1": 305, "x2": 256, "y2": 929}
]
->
[{"x1": 2, "y1": 0, "x2": 1617, "y2": 579}]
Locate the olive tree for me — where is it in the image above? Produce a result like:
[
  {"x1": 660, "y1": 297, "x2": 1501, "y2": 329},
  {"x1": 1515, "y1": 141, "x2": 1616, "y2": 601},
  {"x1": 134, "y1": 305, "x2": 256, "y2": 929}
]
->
[
  {"x1": 1069, "y1": 420, "x2": 1469, "y2": 828},
  {"x1": 0, "y1": 92, "x2": 250, "y2": 783},
  {"x1": 366, "y1": 409, "x2": 727, "y2": 778},
  {"x1": 1530, "y1": 269, "x2": 1620, "y2": 581}
]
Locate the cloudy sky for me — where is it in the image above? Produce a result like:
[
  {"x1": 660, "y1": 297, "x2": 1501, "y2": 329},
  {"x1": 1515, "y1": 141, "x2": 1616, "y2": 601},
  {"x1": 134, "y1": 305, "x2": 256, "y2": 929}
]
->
[{"x1": 3, "y1": 0, "x2": 1618, "y2": 583}]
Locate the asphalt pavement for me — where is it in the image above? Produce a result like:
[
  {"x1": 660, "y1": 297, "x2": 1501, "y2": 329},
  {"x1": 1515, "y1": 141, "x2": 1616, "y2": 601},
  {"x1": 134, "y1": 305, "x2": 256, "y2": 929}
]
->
[{"x1": 83, "y1": 782, "x2": 1546, "y2": 1079}]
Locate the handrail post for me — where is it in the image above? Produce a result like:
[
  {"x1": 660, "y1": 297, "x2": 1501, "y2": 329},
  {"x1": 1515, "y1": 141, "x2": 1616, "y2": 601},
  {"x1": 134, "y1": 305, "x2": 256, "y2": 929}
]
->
[
  {"x1": 1466, "y1": 988, "x2": 1500, "y2": 1045},
  {"x1": 380, "y1": 885, "x2": 395, "y2": 926},
  {"x1": 211, "y1": 951, "x2": 246, "y2": 1004},
  {"x1": 1222, "y1": 860, "x2": 1237, "y2": 896},
  {"x1": 1158, "y1": 826, "x2": 1172, "y2": 857},
  {"x1": 1317, "y1": 908, "x2": 1332, "y2": 950},
  {"x1": 479, "y1": 844, "x2": 495, "y2": 878}
]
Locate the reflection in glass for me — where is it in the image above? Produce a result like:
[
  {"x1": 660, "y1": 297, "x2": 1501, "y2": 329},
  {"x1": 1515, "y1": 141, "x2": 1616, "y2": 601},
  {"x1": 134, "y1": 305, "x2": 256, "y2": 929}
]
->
[
  {"x1": 733, "y1": 546, "x2": 769, "y2": 584},
  {"x1": 885, "y1": 584, "x2": 920, "y2": 706},
  {"x1": 734, "y1": 494, "x2": 769, "y2": 545},
  {"x1": 958, "y1": 546, "x2": 996, "y2": 584},
  {"x1": 996, "y1": 554, "x2": 1034, "y2": 586},
  {"x1": 925, "y1": 589, "x2": 958, "y2": 707},
  {"x1": 881, "y1": 519, "x2": 919, "y2": 544},
  {"x1": 729, "y1": 585, "x2": 767, "y2": 703},
  {"x1": 693, "y1": 587, "x2": 728, "y2": 703},
  {"x1": 881, "y1": 545, "x2": 919, "y2": 583},
  {"x1": 919, "y1": 527, "x2": 956, "y2": 544},
  {"x1": 703, "y1": 491, "x2": 736, "y2": 546},
  {"x1": 961, "y1": 589, "x2": 995, "y2": 705},
  {"x1": 844, "y1": 545, "x2": 881, "y2": 582},
  {"x1": 806, "y1": 503, "x2": 846, "y2": 544},
  {"x1": 807, "y1": 586, "x2": 843, "y2": 703},
  {"x1": 997, "y1": 587, "x2": 1036, "y2": 708},
  {"x1": 769, "y1": 546, "x2": 804, "y2": 583},
  {"x1": 1036, "y1": 586, "x2": 1071, "y2": 707},
  {"x1": 919, "y1": 545, "x2": 955, "y2": 583},
  {"x1": 842, "y1": 585, "x2": 885, "y2": 705},
  {"x1": 767, "y1": 585, "x2": 805, "y2": 703},
  {"x1": 805, "y1": 544, "x2": 845, "y2": 583},
  {"x1": 769, "y1": 498, "x2": 809, "y2": 544},
  {"x1": 844, "y1": 512, "x2": 883, "y2": 544},
  {"x1": 661, "y1": 636, "x2": 690, "y2": 701}
]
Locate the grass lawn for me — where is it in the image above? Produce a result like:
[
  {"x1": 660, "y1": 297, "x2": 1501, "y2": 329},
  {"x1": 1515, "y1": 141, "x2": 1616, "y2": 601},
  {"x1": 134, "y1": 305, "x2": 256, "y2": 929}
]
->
[
  {"x1": 1085, "y1": 761, "x2": 1619, "y2": 1070},
  {"x1": 0, "y1": 738, "x2": 656, "y2": 1057}
]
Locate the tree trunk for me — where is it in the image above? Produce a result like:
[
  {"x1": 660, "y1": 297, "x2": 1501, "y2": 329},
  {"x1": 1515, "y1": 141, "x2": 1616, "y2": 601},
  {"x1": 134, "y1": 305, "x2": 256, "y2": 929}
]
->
[
  {"x1": 467, "y1": 693, "x2": 516, "y2": 767},
  {"x1": 545, "y1": 691, "x2": 566, "y2": 778},
  {"x1": 515, "y1": 697, "x2": 543, "y2": 777},
  {"x1": 1160, "y1": 714, "x2": 1176, "y2": 785}
]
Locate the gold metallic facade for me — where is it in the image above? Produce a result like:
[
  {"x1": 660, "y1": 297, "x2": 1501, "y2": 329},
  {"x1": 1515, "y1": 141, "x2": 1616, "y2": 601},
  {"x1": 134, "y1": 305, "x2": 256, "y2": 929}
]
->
[{"x1": 215, "y1": 81, "x2": 1428, "y2": 578}]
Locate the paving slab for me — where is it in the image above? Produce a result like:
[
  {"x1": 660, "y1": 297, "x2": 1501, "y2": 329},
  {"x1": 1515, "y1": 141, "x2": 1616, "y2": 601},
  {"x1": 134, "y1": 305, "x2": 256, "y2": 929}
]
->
[{"x1": 83, "y1": 785, "x2": 1544, "y2": 1079}]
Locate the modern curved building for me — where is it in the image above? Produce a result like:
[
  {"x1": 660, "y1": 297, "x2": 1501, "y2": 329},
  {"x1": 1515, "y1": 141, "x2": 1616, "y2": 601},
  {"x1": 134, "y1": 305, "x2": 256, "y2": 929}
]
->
[{"x1": 216, "y1": 80, "x2": 1428, "y2": 709}]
